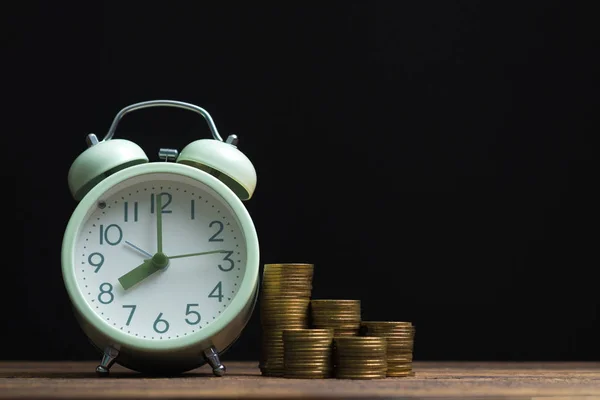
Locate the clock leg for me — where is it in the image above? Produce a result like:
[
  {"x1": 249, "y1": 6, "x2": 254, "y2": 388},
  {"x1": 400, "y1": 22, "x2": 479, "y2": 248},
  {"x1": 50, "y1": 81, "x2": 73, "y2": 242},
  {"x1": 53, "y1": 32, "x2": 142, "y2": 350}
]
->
[
  {"x1": 95, "y1": 345, "x2": 119, "y2": 376},
  {"x1": 203, "y1": 346, "x2": 226, "y2": 377}
]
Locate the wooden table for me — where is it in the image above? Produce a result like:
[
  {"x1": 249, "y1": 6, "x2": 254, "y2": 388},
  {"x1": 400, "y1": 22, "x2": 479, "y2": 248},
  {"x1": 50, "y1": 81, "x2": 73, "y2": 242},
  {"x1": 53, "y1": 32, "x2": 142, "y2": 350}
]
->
[{"x1": 1, "y1": 361, "x2": 600, "y2": 399}]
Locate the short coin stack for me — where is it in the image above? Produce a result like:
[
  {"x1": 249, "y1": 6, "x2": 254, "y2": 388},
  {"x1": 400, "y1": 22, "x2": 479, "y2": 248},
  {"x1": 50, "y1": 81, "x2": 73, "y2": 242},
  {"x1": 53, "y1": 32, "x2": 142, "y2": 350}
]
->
[
  {"x1": 333, "y1": 337, "x2": 388, "y2": 379},
  {"x1": 283, "y1": 329, "x2": 334, "y2": 379},
  {"x1": 361, "y1": 321, "x2": 415, "y2": 377},
  {"x1": 259, "y1": 264, "x2": 314, "y2": 377},
  {"x1": 310, "y1": 300, "x2": 361, "y2": 336}
]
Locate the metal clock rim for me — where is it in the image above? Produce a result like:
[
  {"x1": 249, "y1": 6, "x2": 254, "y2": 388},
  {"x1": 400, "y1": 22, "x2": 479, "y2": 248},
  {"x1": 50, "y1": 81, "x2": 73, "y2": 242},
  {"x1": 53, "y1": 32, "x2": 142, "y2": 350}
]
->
[{"x1": 61, "y1": 162, "x2": 260, "y2": 353}]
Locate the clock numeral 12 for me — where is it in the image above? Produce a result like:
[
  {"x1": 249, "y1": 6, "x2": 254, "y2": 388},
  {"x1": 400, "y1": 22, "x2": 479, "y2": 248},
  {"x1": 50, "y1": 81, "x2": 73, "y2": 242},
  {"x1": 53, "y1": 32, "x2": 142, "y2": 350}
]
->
[
  {"x1": 150, "y1": 192, "x2": 172, "y2": 214},
  {"x1": 124, "y1": 201, "x2": 138, "y2": 222},
  {"x1": 208, "y1": 281, "x2": 224, "y2": 302}
]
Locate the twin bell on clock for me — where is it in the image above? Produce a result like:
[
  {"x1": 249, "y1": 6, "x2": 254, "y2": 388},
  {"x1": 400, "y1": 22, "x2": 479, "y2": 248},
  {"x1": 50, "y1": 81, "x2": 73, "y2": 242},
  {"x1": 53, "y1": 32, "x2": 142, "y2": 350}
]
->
[
  {"x1": 68, "y1": 99, "x2": 256, "y2": 202},
  {"x1": 62, "y1": 100, "x2": 260, "y2": 377}
]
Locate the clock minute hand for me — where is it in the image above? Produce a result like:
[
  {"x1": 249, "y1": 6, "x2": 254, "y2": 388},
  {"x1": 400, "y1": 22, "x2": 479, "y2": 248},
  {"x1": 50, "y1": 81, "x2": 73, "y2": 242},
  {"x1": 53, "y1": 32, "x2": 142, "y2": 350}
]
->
[
  {"x1": 168, "y1": 250, "x2": 227, "y2": 260},
  {"x1": 156, "y1": 194, "x2": 163, "y2": 253}
]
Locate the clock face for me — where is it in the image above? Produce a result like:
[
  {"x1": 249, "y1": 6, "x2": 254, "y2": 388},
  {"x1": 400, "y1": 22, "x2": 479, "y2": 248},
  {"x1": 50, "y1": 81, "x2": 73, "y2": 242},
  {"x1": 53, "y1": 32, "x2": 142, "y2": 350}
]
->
[{"x1": 73, "y1": 172, "x2": 248, "y2": 340}]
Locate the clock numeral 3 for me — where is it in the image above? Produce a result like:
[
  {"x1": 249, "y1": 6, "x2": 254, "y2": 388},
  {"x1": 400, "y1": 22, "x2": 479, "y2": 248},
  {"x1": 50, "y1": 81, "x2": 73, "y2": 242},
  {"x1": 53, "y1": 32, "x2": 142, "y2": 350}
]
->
[
  {"x1": 98, "y1": 283, "x2": 114, "y2": 304},
  {"x1": 209, "y1": 221, "x2": 224, "y2": 242},
  {"x1": 218, "y1": 251, "x2": 235, "y2": 272},
  {"x1": 87, "y1": 252, "x2": 104, "y2": 273},
  {"x1": 99, "y1": 224, "x2": 123, "y2": 246},
  {"x1": 153, "y1": 312, "x2": 170, "y2": 334},
  {"x1": 208, "y1": 282, "x2": 224, "y2": 302},
  {"x1": 150, "y1": 193, "x2": 172, "y2": 214},
  {"x1": 122, "y1": 305, "x2": 136, "y2": 326},
  {"x1": 185, "y1": 303, "x2": 201, "y2": 325}
]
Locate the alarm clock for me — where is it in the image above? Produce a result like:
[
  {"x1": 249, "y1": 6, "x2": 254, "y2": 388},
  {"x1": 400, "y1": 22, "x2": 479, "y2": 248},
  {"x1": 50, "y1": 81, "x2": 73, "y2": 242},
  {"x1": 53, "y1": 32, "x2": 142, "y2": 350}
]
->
[{"x1": 61, "y1": 100, "x2": 260, "y2": 377}]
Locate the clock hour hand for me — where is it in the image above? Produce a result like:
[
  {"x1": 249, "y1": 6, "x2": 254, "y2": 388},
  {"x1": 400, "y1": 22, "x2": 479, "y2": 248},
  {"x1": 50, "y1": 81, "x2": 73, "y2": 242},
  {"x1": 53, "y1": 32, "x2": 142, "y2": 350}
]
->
[
  {"x1": 118, "y1": 253, "x2": 169, "y2": 290},
  {"x1": 124, "y1": 240, "x2": 152, "y2": 258}
]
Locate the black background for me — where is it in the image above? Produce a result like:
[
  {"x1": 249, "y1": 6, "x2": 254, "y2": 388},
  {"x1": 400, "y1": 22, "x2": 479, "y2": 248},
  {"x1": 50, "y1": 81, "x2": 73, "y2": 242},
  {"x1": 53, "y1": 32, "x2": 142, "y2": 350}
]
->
[{"x1": 4, "y1": 1, "x2": 597, "y2": 363}]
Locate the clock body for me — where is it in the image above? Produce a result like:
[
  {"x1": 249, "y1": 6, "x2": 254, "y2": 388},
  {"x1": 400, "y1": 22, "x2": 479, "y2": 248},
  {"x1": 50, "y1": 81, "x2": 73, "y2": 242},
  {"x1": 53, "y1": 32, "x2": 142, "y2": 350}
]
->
[{"x1": 61, "y1": 162, "x2": 260, "y2": 374}]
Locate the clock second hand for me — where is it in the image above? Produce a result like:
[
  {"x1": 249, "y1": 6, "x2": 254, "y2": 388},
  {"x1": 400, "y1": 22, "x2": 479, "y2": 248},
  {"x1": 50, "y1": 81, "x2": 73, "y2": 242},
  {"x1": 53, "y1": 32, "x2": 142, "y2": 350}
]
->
[{"x1": 168, "y1": 250, "x2": 227, "y2": 260}]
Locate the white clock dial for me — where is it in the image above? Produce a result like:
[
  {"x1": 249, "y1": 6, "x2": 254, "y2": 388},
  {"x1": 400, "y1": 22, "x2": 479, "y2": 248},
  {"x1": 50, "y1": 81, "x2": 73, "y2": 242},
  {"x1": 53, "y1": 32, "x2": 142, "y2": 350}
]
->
[{"x1": 73, "y1": 172, "x2": 247, "y2": 340}]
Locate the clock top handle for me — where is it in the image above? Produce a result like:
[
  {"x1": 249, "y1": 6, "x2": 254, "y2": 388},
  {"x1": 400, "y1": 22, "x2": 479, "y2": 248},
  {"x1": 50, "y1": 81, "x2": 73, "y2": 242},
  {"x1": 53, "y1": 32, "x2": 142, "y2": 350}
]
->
[{"x1": 101, "y1": 100, "x2": 224, "y2": 143}]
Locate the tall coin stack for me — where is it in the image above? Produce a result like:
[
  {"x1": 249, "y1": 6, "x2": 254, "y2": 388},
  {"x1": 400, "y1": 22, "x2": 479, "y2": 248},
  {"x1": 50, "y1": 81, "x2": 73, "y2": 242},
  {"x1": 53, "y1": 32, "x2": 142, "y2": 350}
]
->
[
  {"x1": 310, "y1": 300, "x2": 361, "y2": 336},
  {"x1": 259, "y1": 263, "x2": 314, "y2": 377},
  {"x1": 361, "y1": 321, "x2": 416, "y2": 377},
  {"x1": 333, "y1": 337, "x2": 388, "y2": 379},
  {"x1": 283, "y1": 329, "x2": 334, "y2": 379}
]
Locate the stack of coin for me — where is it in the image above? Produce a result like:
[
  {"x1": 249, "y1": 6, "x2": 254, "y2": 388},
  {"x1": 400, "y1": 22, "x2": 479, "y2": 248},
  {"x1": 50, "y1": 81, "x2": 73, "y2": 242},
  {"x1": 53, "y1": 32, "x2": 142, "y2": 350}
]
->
[
  {"x1": 360, "y1": 321, "x2": 415, "y2": 377},
  {"x1": 333, "y1": 337, "x2": 387, "y2": 379},
  {"x1": 310, "y1": 300, "x2": 361, "y2": 336},
  {"x1": 259, "y1": 263, "x2": 314, "y2": 377},
  {"x1": 283, "y1": 328, "x2": 334, "y2": 379}
]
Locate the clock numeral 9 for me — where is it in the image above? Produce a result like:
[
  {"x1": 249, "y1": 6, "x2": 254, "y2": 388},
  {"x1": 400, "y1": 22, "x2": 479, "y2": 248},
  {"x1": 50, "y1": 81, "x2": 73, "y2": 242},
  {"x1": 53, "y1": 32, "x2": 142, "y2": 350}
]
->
[
  {"x1": 150, "y1": 192, "x2": 172, "y2": 214},
  {"x1": 98, "y1": 283, "x2": 114, "y2": 304},
  {"x1": 88, "y1": 252, "x2": 104, "y2": 273},
  {"x1": 153, "y1": 312, "x2": 170, "y2": 334},
  {"x1": 208, "y1": 281, "x2": 224, "y2": 302},
  {"x1": 218, "y1": 251, "x2": 235, "y2": 272},
  {"x1": 185, "y1": 304, "x2": 201, "y2": 325},
  {"x1": 209, "y1": 221, "x2": 224, "y2": 242},
  {"x1": 99, "y1": 224, "x2": 123, "y2": 246}
]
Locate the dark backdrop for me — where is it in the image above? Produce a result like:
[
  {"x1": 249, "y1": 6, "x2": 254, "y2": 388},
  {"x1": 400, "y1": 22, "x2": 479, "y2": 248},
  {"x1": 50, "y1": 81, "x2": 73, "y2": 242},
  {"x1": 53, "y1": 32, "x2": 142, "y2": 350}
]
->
[{"x1": 4, "y1": 1, "x2": 597, "y2": 363}]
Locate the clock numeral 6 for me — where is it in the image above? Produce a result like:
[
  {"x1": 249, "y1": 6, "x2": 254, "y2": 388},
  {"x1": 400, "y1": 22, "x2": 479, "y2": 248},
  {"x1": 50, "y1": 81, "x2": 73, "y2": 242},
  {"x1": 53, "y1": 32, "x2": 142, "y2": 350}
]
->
[
  {"x1": 185, "y1": 304, "x2": 201, "y2": 325},
  {"x1": 99, "y1": 224, "x2": 123, "y2": 246},
  {"x1": 208, "y1": 282, "x2": 224, "y2": 302},
  {"x1": 98, "y1": 283, "x2": 114, "y2": 304},
  {"x1": 218, "y1": 251, "x2": 235, "y2": 272},
  {"x1": 153, "y1": 312, "x2": 170, "y2": 334}
]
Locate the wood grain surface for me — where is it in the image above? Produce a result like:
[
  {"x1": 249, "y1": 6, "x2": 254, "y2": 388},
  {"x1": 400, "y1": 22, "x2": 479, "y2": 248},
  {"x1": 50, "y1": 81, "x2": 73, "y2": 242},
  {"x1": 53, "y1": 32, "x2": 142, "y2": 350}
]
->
[{"x1": 1, "y1": 361, "x2": 600, "y2": 399}]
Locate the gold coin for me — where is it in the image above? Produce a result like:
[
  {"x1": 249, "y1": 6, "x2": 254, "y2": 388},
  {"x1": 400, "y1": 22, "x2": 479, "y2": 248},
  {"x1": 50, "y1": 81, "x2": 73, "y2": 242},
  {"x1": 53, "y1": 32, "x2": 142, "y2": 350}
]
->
[
  {"x1": 387, "y1": 372, "x2": 412, "y2": 377},
  {"x1": 335, "y1": 373, "x2": 386, "y2": 379},
  {"x1": 311, "y1": 317, "x2": 361, "y2": 323},
  {"x1": 283, "y1": 328, "x2": 334, "y2": 336},
  {"x1": 335, "y1": 362, "x2": 387, "y2": 368},
  {"x1": 334, "y1": 337, "x2": 387, "y2": 344},
  {"x1": 311, "y1": 299, "x2": 360, "y2": 305},
  {"x1": 313, "y1": 324, "x2": 361, "y2": 330}
]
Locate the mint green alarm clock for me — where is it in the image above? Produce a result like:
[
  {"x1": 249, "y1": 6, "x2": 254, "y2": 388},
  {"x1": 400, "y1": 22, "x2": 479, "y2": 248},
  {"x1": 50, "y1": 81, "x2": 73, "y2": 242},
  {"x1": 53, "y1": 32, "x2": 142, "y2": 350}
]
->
[{"x1": 61, "y1": 100, "x2": 260, "y2": 376}]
